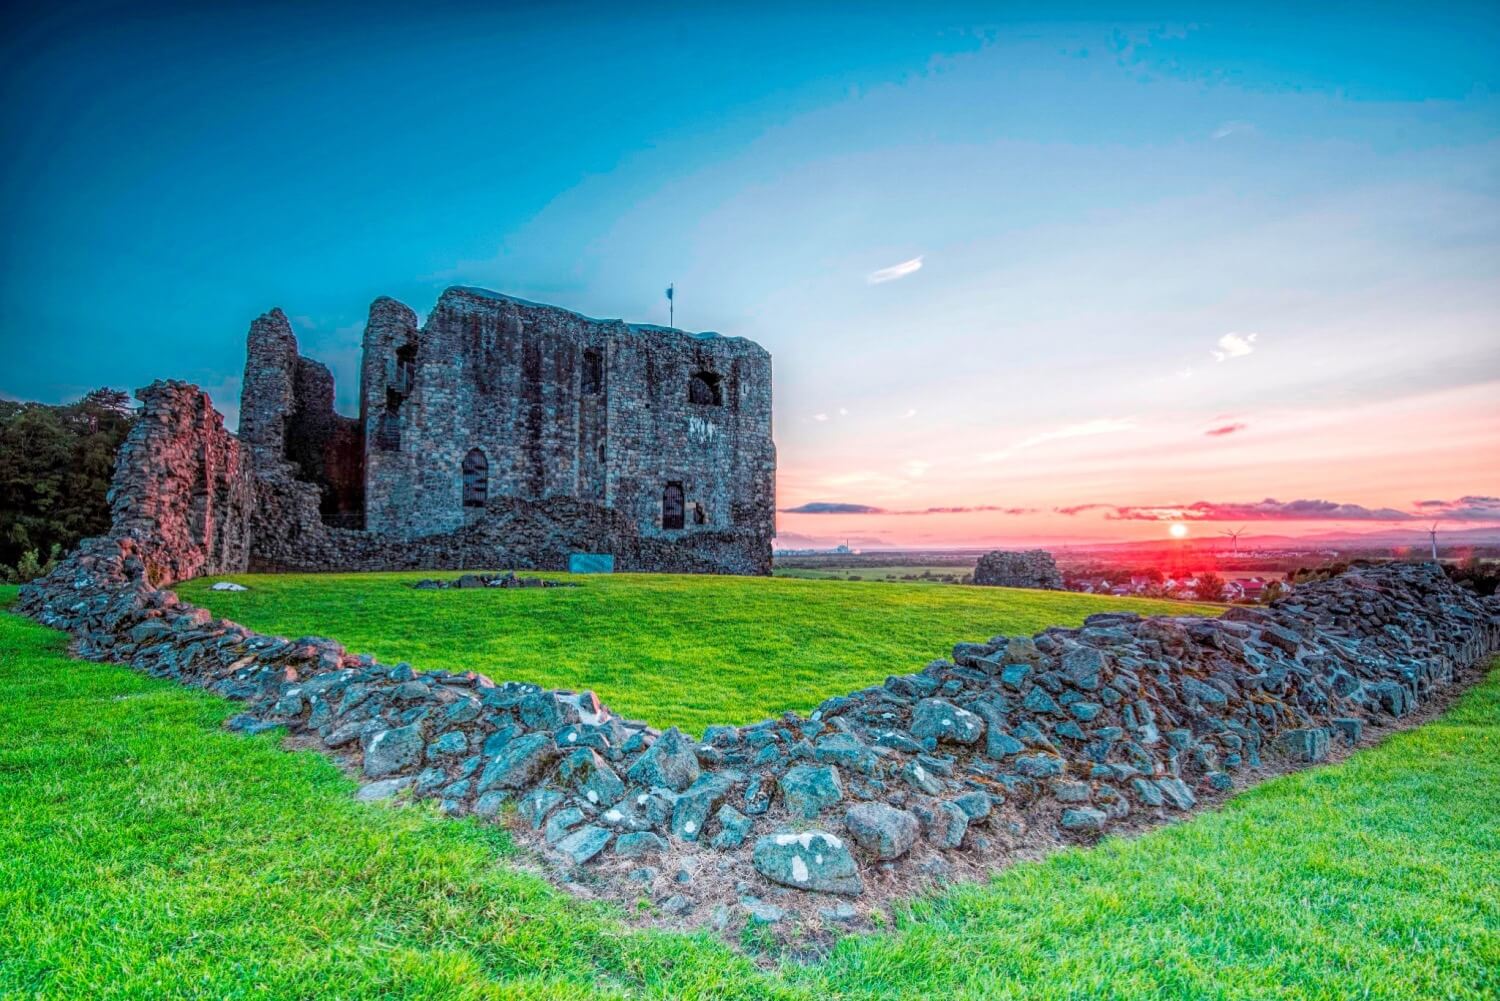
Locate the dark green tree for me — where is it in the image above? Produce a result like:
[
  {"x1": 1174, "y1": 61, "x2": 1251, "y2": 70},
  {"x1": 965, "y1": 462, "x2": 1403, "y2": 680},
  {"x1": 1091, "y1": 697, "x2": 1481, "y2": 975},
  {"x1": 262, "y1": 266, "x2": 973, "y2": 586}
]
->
[{"x1": 0, "y1": 389, "x2": 136, "y2": 577}]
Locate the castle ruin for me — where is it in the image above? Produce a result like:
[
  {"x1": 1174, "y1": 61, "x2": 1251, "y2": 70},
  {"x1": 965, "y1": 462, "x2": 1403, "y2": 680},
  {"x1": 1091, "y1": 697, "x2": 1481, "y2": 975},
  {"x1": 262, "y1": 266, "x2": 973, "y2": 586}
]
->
[{"x1": 236, "y1": 286, "x2": 775, "y2": 575}]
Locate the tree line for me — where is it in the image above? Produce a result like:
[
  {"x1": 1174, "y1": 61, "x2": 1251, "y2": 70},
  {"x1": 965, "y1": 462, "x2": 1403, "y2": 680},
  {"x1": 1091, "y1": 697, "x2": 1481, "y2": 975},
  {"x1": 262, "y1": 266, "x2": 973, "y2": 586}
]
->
[{"x1": 0, "y1": 389, "x2": 137, "y2": 582}]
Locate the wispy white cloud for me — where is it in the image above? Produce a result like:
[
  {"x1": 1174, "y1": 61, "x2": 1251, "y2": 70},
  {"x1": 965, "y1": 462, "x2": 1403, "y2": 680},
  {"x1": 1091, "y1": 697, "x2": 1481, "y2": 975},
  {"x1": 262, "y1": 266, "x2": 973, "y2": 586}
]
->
[
  {"x1": 867, "y1": 256, "x2": 924, "y2": 285},
  {"x1": 1212, "y1": 332, "x2": 1258, "y2": 361},
  {"x1": 812, "y1": 412, "x2": 829, "y2": 422},
  {"x1": 782, "y1": 501, "x2": 1036, "y2": 516},
  {"x1": 1212, "y1": 120, "x2": 1254, "y2": 140},
  {"x1": 981, "y1": 417, "x2": 1139, "y2": 463},
  {"x1": 899, "y1": 407, "x2": 917, "y2": 419},
  {"x1": 1013, "y1": 417, "x2": 1139, "y2": 451}
]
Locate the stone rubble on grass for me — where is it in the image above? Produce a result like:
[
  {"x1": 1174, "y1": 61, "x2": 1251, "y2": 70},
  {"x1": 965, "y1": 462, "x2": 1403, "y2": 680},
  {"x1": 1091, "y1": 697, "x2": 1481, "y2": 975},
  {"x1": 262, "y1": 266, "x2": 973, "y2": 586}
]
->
[
  {"x1": 14, "y1": 378, "x2": 1500, "y2": 932},
  {"x1": 412, "y1": 572, "x2": 576, "y2": 590}
]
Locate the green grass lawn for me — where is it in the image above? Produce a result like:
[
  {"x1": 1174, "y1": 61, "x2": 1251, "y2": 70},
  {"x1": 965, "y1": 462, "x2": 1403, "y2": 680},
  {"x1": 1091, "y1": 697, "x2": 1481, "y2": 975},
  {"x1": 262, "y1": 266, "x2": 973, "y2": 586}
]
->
[
  {"x1": 772, "y1": 564, "x2": 970, "y2": 583},
  {"x1": 179, "y1": 571, "x2": 1214, "y2": 733},
  {"x1": 1, "y1": 586, "x2": 1496, "y2": 1000}
]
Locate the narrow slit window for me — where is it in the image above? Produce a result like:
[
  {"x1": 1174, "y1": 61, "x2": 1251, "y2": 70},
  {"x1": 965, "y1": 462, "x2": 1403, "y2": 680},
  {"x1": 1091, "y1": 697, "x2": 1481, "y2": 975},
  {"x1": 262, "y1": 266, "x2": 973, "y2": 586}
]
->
[
  {"x1": 582, "y1": 349, "x2": 603, "y2": 396},
  {"x1": 462, "y1": 448, "x2": 488, "y2": 507},
  {"x1": 662, "y1": 481, "x2": 685, "y2": 529},
  {"x1": 393, "y1": 344, "x2": 417, "y2": 395}
]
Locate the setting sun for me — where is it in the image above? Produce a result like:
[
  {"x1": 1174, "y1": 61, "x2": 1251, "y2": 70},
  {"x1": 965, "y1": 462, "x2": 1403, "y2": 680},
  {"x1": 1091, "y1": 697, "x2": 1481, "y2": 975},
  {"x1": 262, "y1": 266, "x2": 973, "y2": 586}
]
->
[{"x1": 1169, "y1": 523, "x2": 1189, "y2": 539}]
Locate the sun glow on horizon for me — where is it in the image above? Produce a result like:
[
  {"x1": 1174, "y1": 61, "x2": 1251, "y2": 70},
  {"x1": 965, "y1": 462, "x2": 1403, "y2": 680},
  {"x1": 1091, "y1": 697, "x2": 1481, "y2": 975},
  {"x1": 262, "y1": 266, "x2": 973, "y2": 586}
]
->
[{"x1": 1169, "y1": 523, "x2": 1189, "y2": 538}]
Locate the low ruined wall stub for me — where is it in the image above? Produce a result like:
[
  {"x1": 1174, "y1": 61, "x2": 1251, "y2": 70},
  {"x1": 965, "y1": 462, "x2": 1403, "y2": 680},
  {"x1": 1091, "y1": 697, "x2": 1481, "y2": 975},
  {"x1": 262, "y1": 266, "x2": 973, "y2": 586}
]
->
[{"x1": 973, "y1": 550, "x2": 1065, "y2": 590}]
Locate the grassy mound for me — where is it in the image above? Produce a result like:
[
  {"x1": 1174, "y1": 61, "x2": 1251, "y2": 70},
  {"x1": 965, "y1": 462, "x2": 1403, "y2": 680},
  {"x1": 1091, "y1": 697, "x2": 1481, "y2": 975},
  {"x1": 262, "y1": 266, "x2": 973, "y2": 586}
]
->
[
  {"x1": 3, "y1": 586, "x2": 1497, "y2": 999},
  {"x1": 180, "y1": 571, "x2": 1213, "y2": 732}
]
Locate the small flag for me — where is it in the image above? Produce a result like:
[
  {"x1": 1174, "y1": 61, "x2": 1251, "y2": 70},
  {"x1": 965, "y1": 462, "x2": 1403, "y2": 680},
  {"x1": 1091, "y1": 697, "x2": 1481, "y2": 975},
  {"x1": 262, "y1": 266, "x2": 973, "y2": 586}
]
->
[{"x1": 665, "y1": 284, "x2": 674, "y2": 301}]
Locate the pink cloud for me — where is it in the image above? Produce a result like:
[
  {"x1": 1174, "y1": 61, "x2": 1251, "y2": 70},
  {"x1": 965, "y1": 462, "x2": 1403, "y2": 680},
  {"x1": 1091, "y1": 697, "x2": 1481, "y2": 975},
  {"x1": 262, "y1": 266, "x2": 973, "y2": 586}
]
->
[{"x1": 1052, "y1": 497, "x2": 1500, "y2": 522}]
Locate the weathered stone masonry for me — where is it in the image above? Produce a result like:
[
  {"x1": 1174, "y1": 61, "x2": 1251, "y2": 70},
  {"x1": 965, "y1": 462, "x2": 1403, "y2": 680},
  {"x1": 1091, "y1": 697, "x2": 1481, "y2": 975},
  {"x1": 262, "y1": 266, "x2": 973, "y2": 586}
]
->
[
  {"x1": 243, "y1": 287, "x2": 776, "y2": 575},
  {"x1": 973, "y1": 549, "x2": 1065, "y2": 590},
  {"x1": 18, "y1": 376, "x2": 1500, "y2": 930}
]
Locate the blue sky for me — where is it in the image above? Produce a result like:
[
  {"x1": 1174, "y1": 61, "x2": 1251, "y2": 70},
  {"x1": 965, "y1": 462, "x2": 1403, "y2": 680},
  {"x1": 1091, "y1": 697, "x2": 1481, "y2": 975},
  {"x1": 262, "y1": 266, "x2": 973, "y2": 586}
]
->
[{"x1": 3, "y1": 3, "x2": 1497, "y2": 544}]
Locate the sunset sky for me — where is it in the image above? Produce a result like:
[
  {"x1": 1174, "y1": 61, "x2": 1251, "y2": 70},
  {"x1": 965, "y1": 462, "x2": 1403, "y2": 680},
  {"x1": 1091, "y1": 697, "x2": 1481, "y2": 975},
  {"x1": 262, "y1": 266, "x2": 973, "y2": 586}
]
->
[{"x1": 3, "y1": 4, "x2": 1497, "y2": 547}]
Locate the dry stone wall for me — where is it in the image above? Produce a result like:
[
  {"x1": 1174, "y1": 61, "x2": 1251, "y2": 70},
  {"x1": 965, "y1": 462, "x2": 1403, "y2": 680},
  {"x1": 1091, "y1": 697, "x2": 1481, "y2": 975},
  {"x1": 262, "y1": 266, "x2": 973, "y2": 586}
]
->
[{"x1": 21, "y1": 460, "x2": 1500, "y2": 929}]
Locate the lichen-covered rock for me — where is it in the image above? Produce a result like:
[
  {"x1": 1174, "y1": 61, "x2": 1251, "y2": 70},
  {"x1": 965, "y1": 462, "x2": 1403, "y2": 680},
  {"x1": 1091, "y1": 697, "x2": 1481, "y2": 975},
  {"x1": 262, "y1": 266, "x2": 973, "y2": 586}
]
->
[
  {"x1": 1275, "y1": 727, "x2": 1331, "y2": 763},
  {"x1": 425, "y1": 730, "x2": 468, "y2": 761},
  {"x1": 752, "y1": 831, "x2": 864, "y2": 895},
  {"x1": 557, "y1": 748, "x2": 625, "y2": 807},
  {"x1": 615, "y1": 831, "x2": 668, "y2": 857},
  {"x1": 779, "y1": 764, "x2": 844, "y2": 819},
  {"x1": 555, "y1": 825, "x2": 612, "y2": 864},
  {"x1": 626, "y1": 727, "x2": 700, "y2": 792},
  {"x1": 911, "y1": 797, "x2": 968, "y2": 849},
  {"x1": 711, "y1": 805, "x2": 753, "y2": 849},
  {"x1": 478, "y1": 733, "x2": 557, "y2": 791},
  {"x1": 671, "y1": 772, "x2": 739, "y2": 840},
  {"x1": 844, "y1": 803, "x2": 920, "y2": 859},
  {"x1": 1060, "y1": 807, "x2": 1107, "y2": 832},
  {"x1": 910, "y1": 698, "x2": 985, "y2": 744},
  {"x1": 363, "y1": 723, "x2": 424, "y2": 778}
]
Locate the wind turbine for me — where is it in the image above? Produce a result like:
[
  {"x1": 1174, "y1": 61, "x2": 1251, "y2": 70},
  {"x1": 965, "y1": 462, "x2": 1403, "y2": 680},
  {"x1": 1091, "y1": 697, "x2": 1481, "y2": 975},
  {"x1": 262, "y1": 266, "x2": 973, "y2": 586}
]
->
[
  {"x1": 1220, "y1": 526, "x2": 1247, "y2": 556},
  {"x1": 1429, "y1": 522, "x2": 1439, "y2": 562}
]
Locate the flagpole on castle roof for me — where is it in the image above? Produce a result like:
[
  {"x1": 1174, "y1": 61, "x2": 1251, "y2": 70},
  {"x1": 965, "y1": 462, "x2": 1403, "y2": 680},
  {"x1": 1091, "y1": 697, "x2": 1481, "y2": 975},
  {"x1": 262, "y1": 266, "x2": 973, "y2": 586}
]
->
[{"x1": 666, "y1": 282, "x2": 674, "y2": 328}]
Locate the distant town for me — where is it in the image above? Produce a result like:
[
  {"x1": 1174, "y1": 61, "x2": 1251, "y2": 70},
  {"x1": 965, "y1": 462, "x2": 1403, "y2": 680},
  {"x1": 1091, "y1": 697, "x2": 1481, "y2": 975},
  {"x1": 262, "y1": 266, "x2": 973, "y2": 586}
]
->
[{"x1": 774, "y1": 532, "x2": 1500, "y2": 602}]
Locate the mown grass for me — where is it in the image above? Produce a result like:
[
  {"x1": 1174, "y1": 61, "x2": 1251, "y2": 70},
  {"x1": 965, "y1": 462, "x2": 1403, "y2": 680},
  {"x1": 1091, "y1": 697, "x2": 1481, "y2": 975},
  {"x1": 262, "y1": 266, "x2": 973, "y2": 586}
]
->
[
  {"x1": 2, "y1": 584, "x2": 1497, "y2": 1000},
  {"x1": 180, "y1": 571, "x2": 1214, "y2": 733},
  {"x1": 772, "y1": 564, "x2": 969, "y2": 583}
]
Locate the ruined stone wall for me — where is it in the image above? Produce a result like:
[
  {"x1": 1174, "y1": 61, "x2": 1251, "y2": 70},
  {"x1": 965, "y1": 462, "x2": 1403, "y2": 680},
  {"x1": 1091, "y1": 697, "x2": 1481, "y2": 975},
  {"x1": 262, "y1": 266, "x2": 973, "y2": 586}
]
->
[
  {"x1": 101, "y1": 380, "x2": 253, "y2": 586},
  {"x1": 238, "y1": 309, "x2": 300, "y2": 472},
  {"x1": 241, "y1": 309, "x2": 366, "y2": 531},
  {"x1": 974, "y1": 550, "x2": 1065, "y2": 590},
  {"x1": 248, "y1": 494, "x2": 768, "y2": 574},
  {"x1": 286, "y1": 357, "x2": 365, "y2": 528},
  {"x1": 357, "y1": 287, "x2": 774, "y2": 570},
  {"x1": 240, "y1": 288, "x2": 773, "y2": 575}
]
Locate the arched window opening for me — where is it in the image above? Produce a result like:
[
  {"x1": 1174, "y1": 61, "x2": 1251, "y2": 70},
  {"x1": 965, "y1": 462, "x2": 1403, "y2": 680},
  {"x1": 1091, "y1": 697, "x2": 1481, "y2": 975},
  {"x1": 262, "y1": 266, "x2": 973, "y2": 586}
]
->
[
  {"x1": 662, "y1": 481, "x2": 685, "y2": 530},
  {"x1": 462, "y1": 448, "x2": 488, "y2": 508},
  {"x1": 582, "y1": 349, "x2": 603, "y2": 396},
  {"x1": 688, "y1": 370, "x2": 722, "y2": 406},
  {"x1": 692, "y1": 501, "x2": 707, "y2": 526}
]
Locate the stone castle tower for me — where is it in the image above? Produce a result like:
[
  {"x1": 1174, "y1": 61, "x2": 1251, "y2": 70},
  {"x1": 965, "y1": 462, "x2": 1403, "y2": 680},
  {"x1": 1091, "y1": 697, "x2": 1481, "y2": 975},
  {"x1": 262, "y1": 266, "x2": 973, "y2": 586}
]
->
[{"x1": 238, "y1": 287, "x2": 775, "y2": 574}]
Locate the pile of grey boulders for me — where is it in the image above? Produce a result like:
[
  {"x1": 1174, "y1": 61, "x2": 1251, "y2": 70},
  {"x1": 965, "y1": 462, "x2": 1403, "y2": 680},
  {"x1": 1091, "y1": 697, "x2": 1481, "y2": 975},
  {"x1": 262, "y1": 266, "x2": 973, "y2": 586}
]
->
[{"x1": 19, "y1": 532, "x2": 1500, "y2": 925}]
